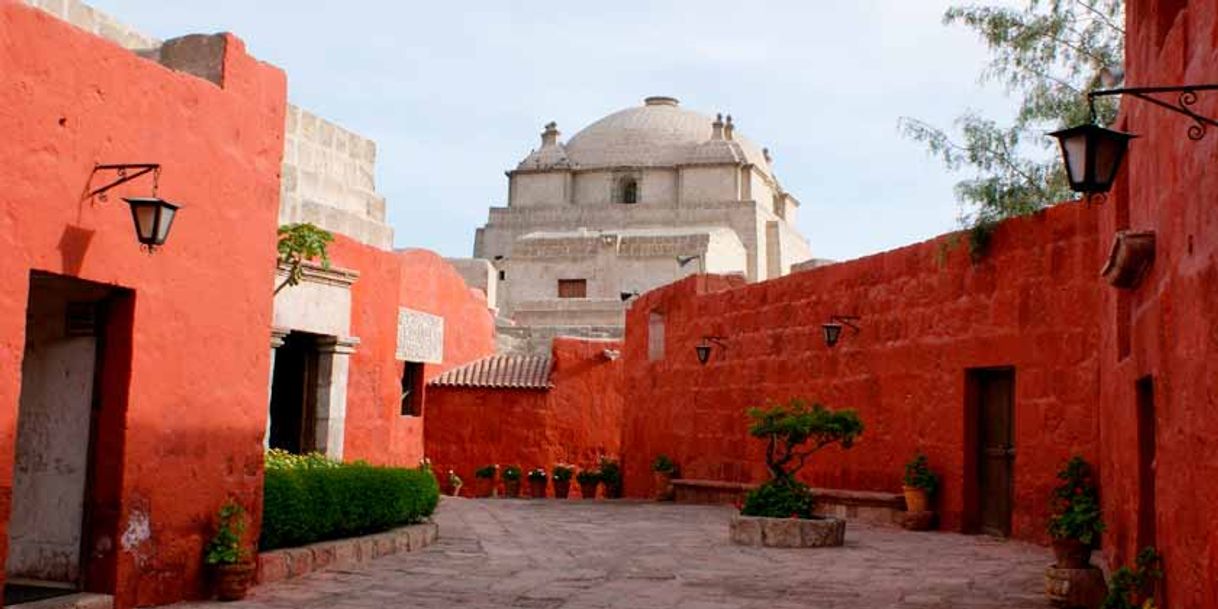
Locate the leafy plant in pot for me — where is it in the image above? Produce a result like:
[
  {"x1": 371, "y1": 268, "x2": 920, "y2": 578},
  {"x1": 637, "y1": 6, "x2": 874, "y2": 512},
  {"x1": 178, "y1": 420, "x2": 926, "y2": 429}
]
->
[
  {"x1": 651, "y1": 454, "x2": 678, "y2": 501},
  {"x1": 1047, "y1": 456, "x2": 1105, "y2": 569},
  {"x1": 741, "y1": 399, "x2": 863, "y2": 519},
  {"x1": 598, "y1": 456, "x2": 622, "y2": 499},
  {"x1": 204, "y1": 500, "x2": 254, "y2": 601},
  {"x1": 502, "y1": 465, "x2": 523, "y2": 498},
  {"x1": 902, "y1": 452, "x2": 938, "y2": 513},
  {"x1": 552, "y1": 464, "x2": 575, "y2": 499},
  {"x1": 474, "y1": 464, "x2": 498, "y2": 498},
  {"x1": 527, "y1": 467, "x2": 549, "y2": 498},
  {"x1": 576, "y1": 469, "x2": 600, "y2": 499}
]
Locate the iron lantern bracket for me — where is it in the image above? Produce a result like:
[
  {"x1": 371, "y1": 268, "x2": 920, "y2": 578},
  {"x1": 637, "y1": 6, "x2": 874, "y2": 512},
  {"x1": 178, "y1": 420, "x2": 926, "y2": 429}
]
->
[
  {"x1": 86, "y1": 163, "x2": 161, "y2": 201},
  {"x1": 827, "y1": 315, "x2": 861, "y2": 333},
  {"x1": 701, "y1": 335, "x2": 728, "y2": 348},
  {"x1": 1088, "y1": 84, "x2": 1218, "y2": 141}
]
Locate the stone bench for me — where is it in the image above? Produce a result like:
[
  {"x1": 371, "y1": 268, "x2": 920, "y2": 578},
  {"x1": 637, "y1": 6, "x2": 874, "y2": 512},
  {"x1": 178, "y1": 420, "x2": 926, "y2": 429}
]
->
[{"x1": 671, "y1": 479, "x2": 907, "y2": 526}]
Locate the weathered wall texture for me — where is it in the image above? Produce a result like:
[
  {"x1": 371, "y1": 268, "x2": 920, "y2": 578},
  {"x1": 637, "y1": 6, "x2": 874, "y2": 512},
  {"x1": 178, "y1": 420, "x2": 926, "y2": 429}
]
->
[
  {"x1": 425, "y1": 338, "x2": 624, "y2": 494},
  {"x1": 1098, "y1": 1, "x2": 1218, "y2": 605},
  {"x1": 620, "y1": 202, "x2": 1104, "y2": 543},
  {"x1": 336, "y1": 239, "x2": 497, "y2": 468},
  {"x1": 0, "y1": 4, "x2": 287, "y2": 606}
]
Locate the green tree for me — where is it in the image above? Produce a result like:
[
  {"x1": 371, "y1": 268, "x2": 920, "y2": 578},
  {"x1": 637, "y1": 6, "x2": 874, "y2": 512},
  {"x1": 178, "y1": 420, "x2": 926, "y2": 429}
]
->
[
  {"x1": 275, "y1": 223, "x2": 334, "y2": 295},
  {"x1": 899, "y1": 0, "x2": 1124, "y2": 256}
]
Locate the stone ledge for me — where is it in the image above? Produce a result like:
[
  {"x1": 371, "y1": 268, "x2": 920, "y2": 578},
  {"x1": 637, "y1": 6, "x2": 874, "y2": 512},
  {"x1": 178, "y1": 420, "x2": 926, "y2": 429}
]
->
[
  {"x1": 256, "y1": 522, "x2": 438, "y2": 585},
  {"x1": 672, "y1": 479, "x2": 907, "y2": 526},
  {"x1": 729, "y1": 514, "x2": 846, "y2": 548}
]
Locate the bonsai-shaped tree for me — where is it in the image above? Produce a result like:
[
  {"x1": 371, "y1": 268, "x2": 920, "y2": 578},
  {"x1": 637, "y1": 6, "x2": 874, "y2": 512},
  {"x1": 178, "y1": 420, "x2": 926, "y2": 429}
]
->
[
  {"x1": 1047, "y1": 455, "x2": 1105, "y2": 547},
  {"x1": 203, "y1": 500, "x2": 249, "y2": 566},
  {"x1": 275, "y1": 223, "x2": 334, "y2": 295},
  {"x1": 742, "y1": 399, "x2": 863, "y2": 519}
]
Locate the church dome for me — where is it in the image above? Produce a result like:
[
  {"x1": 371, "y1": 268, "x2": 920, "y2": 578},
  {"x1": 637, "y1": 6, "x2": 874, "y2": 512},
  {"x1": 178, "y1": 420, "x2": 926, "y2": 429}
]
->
[{"x1": 526, "y1": 96, "x2": 773, "y2": 176}]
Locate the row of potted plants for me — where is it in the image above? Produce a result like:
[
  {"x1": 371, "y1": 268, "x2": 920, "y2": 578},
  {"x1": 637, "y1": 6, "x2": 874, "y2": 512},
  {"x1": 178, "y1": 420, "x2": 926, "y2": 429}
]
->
[{"x1": 470, "y1": 457, "x2": 623, "y2": 499}]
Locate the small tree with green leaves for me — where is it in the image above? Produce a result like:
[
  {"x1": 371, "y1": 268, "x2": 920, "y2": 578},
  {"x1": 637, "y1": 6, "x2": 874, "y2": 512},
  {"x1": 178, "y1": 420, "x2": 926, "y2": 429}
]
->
[
  {"x1": 742, "y1": 399, "x2": 863, "y2": 518},
  {"x1": 1048, "y1": 455, "x2": 1105, "y2": 546},
  {"x1": 275, "y1": 223, "x2": 334, "y2": 295}
]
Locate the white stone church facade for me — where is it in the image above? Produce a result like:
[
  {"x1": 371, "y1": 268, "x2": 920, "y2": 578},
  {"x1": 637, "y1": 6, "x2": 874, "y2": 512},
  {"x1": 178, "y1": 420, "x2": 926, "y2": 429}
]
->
[{"x1": 460, "y1": 96, "x2": 811, "y2": 351}]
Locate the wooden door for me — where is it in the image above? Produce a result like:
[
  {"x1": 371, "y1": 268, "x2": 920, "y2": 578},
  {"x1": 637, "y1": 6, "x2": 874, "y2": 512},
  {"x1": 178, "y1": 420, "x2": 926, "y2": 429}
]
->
[{"x1": 976, "y1": 369, "x2": 1015, "y2": 536}]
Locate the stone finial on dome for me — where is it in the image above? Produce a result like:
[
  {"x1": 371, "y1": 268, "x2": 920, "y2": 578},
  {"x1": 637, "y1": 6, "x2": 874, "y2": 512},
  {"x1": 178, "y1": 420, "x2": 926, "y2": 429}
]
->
[
  {"x1": 541, "y1": 121, "x2": 560, "y2": 147},
  {"x1": 712, "y1": 113, "x2": 725, "y2": 140},
  {"x1": 724, "y1": 114, "x2": 735, "y2": 141},
  {"x1": 644, "y1": 96, "x2": 680, "y2": 107}
]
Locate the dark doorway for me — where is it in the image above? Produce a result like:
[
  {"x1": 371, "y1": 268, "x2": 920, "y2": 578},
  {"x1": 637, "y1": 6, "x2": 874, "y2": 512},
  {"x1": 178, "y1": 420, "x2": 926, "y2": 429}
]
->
[
  {"x1": 1136, "y1": 376, "x2": 1157, "y2": 550},
  {"x1": 400, "y1": 362, "x2": 424, "y2": 417},
  {"x1": 268, "y1": 332, "x2": 322, "y2": 454},
  {"x1": 967, "y1": 367, "x2": 1016, "y2": 537},
  {"x1": 6, "y1": 272, "x2": 130, "y2": 604}
]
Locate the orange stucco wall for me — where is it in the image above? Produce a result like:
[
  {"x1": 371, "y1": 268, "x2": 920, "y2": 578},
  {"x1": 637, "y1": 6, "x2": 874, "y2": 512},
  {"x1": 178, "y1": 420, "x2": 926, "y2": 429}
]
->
[
  {"x1": 620, "y1": 202, "x2": 1104, "y2": 542},
  {"x1": 335, "y1": 238, "x2": 496, "y2": 468},
  {"x1": 0, "y1": 3, "x2": 286, "y2": 606},
  {"x1": 425, "y1": 338, "x2": 624, "y2": 495}
]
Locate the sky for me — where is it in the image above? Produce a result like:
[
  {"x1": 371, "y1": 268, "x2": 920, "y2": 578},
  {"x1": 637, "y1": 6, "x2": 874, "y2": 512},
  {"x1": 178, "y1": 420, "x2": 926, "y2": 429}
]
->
[{"x1": 91, "y1": 1, "x2": 1022, "y2": 262}]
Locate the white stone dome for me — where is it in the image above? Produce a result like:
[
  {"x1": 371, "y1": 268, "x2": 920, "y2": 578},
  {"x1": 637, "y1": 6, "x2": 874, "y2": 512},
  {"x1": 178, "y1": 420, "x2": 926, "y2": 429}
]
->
[{"x1": 521, "y1": 96, "x2": 773, "y2": 176}]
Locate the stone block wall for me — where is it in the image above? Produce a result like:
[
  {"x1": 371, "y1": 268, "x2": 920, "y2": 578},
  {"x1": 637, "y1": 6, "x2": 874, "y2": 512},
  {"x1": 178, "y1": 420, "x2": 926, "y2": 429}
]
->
[{"x1": 23, "y1": 0, "x2": 159, "y2": 49}]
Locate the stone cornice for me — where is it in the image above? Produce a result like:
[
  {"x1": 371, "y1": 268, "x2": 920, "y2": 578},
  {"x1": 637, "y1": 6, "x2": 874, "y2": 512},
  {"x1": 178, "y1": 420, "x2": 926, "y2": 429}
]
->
[{"x1": 276, "y1": 261, "x2": 360, "y2": 288}]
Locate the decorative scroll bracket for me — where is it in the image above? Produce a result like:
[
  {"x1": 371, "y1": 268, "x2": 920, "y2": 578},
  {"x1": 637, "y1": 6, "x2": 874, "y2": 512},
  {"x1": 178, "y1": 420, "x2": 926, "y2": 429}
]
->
[
  {"x1": 85, "y1": 163, "x2": 161, "y2": 201},
  {"x1": 1090, "y1": 85, "x2": 1218, "y2": 141}
]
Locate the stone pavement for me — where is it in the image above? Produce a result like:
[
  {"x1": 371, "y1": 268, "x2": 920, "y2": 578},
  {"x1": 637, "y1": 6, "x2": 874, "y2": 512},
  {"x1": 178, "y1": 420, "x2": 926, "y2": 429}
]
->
[{"x1": 183, "y1": 498, "x2": 1054, "y2": 609}]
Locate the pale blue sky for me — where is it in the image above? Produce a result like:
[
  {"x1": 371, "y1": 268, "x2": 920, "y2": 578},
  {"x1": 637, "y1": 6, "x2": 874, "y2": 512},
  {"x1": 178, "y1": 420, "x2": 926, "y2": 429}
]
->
[{"x1": 92, "y1": 1, "x2": 1018, "y2": 262}]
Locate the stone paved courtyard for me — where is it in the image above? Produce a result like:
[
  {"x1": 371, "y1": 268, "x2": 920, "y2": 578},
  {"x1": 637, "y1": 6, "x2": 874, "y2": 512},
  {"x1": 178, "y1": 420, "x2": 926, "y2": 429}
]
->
[{"x1": 187, "y1": 498, "x2": 1055, "y2": 609}]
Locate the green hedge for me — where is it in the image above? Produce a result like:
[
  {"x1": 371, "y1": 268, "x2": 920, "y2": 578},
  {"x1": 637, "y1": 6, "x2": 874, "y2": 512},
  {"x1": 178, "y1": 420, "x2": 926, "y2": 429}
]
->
[{"x1": 261, "y1": 463, "x2": 439, "y2": 551}]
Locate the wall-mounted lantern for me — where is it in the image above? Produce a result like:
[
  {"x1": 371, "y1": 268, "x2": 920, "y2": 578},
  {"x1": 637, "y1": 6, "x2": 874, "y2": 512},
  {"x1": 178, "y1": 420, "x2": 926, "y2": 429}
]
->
[
  {"x1": 620, "y1": 290, "x2": 640, "y2": 302},
  {"x1": 86, "y1": 163, "x2": 182, "y2": 252},
  {"x1": 695, "y1": 336, "x2": 727, "y2": 365},
  {"x1": 822, "y1": 315, "x2": 860, "y2": 348},
  {"x1": 1051, "y1": 84, "x2": 1218, "y2": 196}
]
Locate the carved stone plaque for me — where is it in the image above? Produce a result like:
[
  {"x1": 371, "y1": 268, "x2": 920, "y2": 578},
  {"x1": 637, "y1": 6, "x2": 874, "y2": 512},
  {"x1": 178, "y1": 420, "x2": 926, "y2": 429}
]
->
[{"x1": 396, "y1": 308, "x2": 444, "y2": 363}]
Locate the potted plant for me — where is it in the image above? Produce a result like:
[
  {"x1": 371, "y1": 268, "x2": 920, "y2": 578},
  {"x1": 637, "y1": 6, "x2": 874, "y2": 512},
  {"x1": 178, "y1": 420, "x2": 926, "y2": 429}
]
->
[
  {"x1": 1102, "y1": 547, "x2": 1161, "y2": 609},
  {"x1": 204, "y1": 500, "x2": 254, "y2": 601},
  {"x1": 527, "y1": 467, "x2": 548, "y2": 498},
  {"x1": 552, "y1": 464, "x2": 575, "y2": 499},
  {"x1": 731, "y1": 399, "x2": 863, "y2": 548},
  {"x1": 1047, "y1": 456, "x2": 1105, "y2": 568},
  {"x1": 576, "y1": 469, "x2": 600, "y2": 499},
  {"x1": 447, "y1": 470, "x2": 463, "y2": 497},
  {"x1": 474, "y1": 464, "x2": 497, "y2": 498},
  {"x1": 652, "y1": 454, "x2": 678, "y2": 501},
  {"x1": 502, "y1": 465, "x2": 523, "y2": 498},
  {"x1": 902, "y1": 452, "x2": 938, "y2": 513},
  {"x1": 598, "y1": 456, "x2": 622, "y2": 499}
]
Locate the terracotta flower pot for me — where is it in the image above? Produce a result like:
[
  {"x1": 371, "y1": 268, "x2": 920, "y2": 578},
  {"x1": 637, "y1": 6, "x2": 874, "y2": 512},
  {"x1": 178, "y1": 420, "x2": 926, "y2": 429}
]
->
[
  {"x1": 504, "y1": 479, "x2": 521, "y2": 498},
  {"x1": 1052, "y1": 538, "x2": 1093, "y2": 569},
  {"x1": 603, "y1": 483, "x2": 622, "y2": 499},
  {"x1": 528, "y1": 479, "x2": 548, "y2": 498},
  {"x1": 213, "y1": 562, "x2": 255, "y2": 601},
  {"x1": 653, "y1": 472, "x2": 672, "y2": 501},
  {"x1": 554, "y1": 479, "x2": 571, "y2": 499},
  {"x1": 579, "y1": 481, "x2": 598, "y2": 499},
  {"x1": 902, "y1": 486, "x2": 929, "y2": 513}
]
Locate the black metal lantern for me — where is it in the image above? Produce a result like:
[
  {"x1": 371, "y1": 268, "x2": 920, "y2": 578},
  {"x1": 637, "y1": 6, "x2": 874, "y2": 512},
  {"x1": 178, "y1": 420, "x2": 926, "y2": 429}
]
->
[
  {"x1": 1049, "y1": 123, "x2": 1136, "y2": 195},
  {"x1": 822, "y1": 315, "x2": 860, "y2": 348},
  {"x1": 123, "y1": 197, "x2": 180, "y2": 250},
  {"x1": 694, "y1": 336, "x2": 726, "y2": 365}
]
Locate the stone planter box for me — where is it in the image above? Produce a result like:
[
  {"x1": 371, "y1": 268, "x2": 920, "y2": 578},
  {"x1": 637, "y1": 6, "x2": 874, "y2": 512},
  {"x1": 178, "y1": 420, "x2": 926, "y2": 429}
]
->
[{"x1": 729, "y1": 514, "x2": 846, "y2": 548}]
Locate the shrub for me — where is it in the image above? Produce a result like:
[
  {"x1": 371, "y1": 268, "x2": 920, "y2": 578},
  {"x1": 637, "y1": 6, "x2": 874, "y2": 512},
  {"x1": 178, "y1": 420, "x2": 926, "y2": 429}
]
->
[
  {"x1": 903, "y1": 452, "x2": 938, "y2": 495},
  {"x1": 204, "y1": 500, "x2": 249, "y2": 565},
  {"x1": 260, "y1": 462, "x2": 439, "y2": 551},
  {"x1": 527, "y1": 468, "x2": 547, "y2": 481},
  {"x1": 474, "y1": 464, "x2": 497, "y2": 479},
  {"x1": 1102, "y1": 547, "x2": 1162, "y2": 609},
  {"x1": 265, "y1": 448, "x2": 342, "y2": 471},
  {"x1": 552, "y1": 464, "x2": 575, "y2": 481},
  {"x1": 652, "y1": 454, "x2": 677, "y2": 474},
  {"x1": 502, "y1": 465, "x2": 522, "y2": 481},
  {"x1": 742, "y1": 479, "x2": 815, "y2": 519},
  {"x1": 598, "y1": 457, "x2": 621, "y2": 486},
  {"x1": 575, "y1": 469, "x2": 600, "y2": 484},
  {"x1": 1047, "y1": 456, "x2": 1105, "y2": 546}
]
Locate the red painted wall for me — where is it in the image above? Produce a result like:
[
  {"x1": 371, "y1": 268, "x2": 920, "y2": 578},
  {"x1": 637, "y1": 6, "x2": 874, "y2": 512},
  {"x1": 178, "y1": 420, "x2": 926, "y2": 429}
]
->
[
  {"x1": 425, "y1": 338, "x2": 624, "y2": 495},
  {"x1": 0, "y1": 4, "x2": 286, "y2": 606},
  {"x1": 331, "y1": 239, "x2": 496, "y2": 468},
  {"x1": 1098, "y1": 2, "x2": 1218, "y2": 605},
  {"x1": 620, "y1": 202, "x2": 1103, "y2": 542}
]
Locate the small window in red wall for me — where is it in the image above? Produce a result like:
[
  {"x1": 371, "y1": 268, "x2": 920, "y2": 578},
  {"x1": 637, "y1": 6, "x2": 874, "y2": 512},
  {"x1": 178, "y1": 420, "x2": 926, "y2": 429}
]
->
[{"x1": 400, "y1": 362, "x2": 424, "y2": 416}]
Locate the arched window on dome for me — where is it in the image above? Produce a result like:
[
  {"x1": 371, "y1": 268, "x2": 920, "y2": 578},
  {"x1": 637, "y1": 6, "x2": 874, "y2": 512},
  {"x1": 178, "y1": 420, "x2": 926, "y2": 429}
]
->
[{"x1": 617, "y1": 177, "x2": 639, "y2": 204}]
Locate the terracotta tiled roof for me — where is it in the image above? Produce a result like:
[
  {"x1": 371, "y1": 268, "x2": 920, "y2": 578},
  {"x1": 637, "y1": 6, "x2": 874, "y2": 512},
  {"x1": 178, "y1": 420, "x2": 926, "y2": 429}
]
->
[{"x1": 428, "y1": 355, "x2": 553, "y2": 390}]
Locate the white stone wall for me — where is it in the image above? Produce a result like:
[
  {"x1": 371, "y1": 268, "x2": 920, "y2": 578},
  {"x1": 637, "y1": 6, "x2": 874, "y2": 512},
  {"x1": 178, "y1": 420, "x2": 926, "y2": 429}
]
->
[
  {"x1": 444, "y1": 258, "x2": 497, "y2": 313},
  {"x1": 680, "y1": 166, "x2": 738, "y2": 202},
  {"x1": 510, "y1": 172, "x2": 569, "y2": 208}
]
